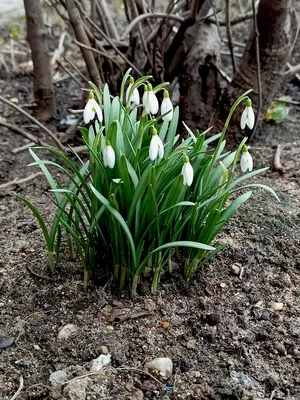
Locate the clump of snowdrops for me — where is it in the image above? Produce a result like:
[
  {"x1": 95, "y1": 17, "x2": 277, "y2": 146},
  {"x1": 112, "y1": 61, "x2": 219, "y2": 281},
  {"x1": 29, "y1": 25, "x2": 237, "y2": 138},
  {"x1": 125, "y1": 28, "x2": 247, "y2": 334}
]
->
[{"x1": 19, "y1": 69, "x2": 278, "y2": 293}]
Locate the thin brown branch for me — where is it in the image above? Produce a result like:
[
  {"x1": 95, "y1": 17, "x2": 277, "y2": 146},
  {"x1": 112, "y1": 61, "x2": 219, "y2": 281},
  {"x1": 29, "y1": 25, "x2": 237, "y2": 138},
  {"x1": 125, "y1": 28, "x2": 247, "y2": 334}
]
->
[
  {"x1": 131, "y1": 0, "x2": 152, "y2": 68},
  {"x1": 249, "y1": 0, "x2": 262, "y2": 141},
  {"x1": 75, "y1": 0, "x2": 143, "y2": 75},
  {"x1": 64, "y1": 56, "x2": 89, "y2": 82},
  {"x1": 75, "y1": 41, "x2": 123, "y2": 71},
  {"x1": 97, "y1": 0, "x2": 119, "y2": 39},
  {"x1": 0, "y1": 107, "x2": 62, "y2": 150},
  {"x1": 12, "y1": 142, "x2": 36, "y2": 154},
  {"x1": 120, "y1": 12, "x2": 184, "y2": 41},
  {"x1": 56, "y1": 60, "x2": 83, "y2": 87},
  {"x1": 65, "y1": 0, "x2": 101, "y2": 85},
  {"x1": 9, "y1": 373, "x2": 24, "y2": 400},
  {"x1": 0, "y1": 173, "x2": 44, "y2": 190},
  {"x1": 207, "y1": 12, "x2": 252, "y2": 26},
  {"x1": 225, "y1": 0, "x2": 236, "y2": 73}
]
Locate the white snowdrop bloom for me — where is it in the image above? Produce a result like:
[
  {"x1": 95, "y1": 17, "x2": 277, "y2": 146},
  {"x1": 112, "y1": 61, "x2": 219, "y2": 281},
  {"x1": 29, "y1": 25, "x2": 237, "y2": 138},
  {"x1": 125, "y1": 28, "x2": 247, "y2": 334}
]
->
[
  {"x1": 181, "y1": 155, "x2": 194, "y2": 186},
  {"x1": 103, "y1": 139, "x2": 115, "y2": 169},
  {"x1": 149, "y1": 128, "x2": 164, "y2": 160},
  {"x1": 241, "y1": 98, "x2": 255, "y2": 129},
  {"x1": 161, "y1": 90, "x2": 173, "y2": 122},
  {"x1": 84, "y1": 91, "x2": 103, "y2": 124},
  {"x1": 240, "y1": 145, "x2": 253, "y2": 172},
  {"x1": 126, "y1": 77, "x2": 140, "y2": 106},
  {"x1": 144, "y1": 83, "x2": 159, "y2": 115}
]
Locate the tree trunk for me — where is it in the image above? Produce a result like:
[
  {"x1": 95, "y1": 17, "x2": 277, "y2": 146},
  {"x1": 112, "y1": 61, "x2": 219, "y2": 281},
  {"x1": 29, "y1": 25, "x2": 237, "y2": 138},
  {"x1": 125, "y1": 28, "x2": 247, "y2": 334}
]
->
[
  {"x1": 219, "y1": 0, "x2": 299, "y2": 143},
  {"x1": 178, "y1": 23, "x2": 221, "y2": 133},
  {"x1": 24, "y1": 0, "x2": 56, "y2": 121}
]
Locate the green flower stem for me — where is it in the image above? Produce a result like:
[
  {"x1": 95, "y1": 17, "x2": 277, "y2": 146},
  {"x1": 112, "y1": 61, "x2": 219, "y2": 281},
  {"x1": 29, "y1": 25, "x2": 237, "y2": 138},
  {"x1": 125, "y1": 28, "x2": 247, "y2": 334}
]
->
[
  {"x1": 131, "y1": 275, "x2": 139, "y2": 296},
  {"x1": 120, "y1": 267, "x2": 126, "y2": 289},
  {"x1": 67, "y1": 236, "x2": 75, "y2": 260},
  {"x1": 47, "y1": 251, "x2": 55, "y2": 274}
]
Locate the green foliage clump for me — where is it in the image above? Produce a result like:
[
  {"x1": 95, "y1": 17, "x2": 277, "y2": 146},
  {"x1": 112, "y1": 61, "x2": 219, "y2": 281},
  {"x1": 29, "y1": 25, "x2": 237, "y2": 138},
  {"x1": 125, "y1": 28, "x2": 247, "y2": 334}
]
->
[{"x1": 18, "y1": 69, "x2": 278, "y2": 293}]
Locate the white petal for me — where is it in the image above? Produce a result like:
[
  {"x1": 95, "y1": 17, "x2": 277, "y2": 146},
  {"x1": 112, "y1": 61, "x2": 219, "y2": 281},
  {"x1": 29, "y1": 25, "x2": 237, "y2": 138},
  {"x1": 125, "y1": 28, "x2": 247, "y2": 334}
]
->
[
  {"x1": 106, "y1": 145, "x2": 115, "y2": 168},
  {"x1": 149, "y1": 136, "x2": 159, "y2": 160},
  {"x1": 84, "y1": 100, "x2": 95, "y2": 124},
  {"x1": 182, "y1": 162, "x2": 194, "y2": 186},
  {"x1": 240, "y1": 152, "x2": 253, "y2": 172},
  {"x1": 148, "y1": 91, "x2": 159, "y2": 114},
  {"x1": 91, "y1": 99, "x2": 103, "y2": 123},
  {"x1": 157, "y1": 136, "x2": 164, "y2": 158},
  {"x1": 143, "y1": 91, "x2": 148, "y2": 108},
  {"x1": 161, "y1": 98, "x2": 173, "y2": 121},
  {"x1": 240, "y1": 108, "x2": 247, "y2": 129},
  {"x1": 247, "y1": 106, "x2": 255, "y2": 129},
  {"x1": 132, "y1": 88, "x2": 140, "y2": 106}
]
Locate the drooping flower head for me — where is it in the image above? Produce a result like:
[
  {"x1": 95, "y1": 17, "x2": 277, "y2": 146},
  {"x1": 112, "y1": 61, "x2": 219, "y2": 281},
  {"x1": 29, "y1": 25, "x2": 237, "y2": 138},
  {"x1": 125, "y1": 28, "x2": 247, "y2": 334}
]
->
[
  {"x1": 83, "y1": 91, "x2": 103, "y2": 124},
  {"x1": 103, "y1": 137, "x2": 115, "y2": 169},
  {"x1": 149, "y1": 127, "x2": 164, "y2": 161},
  {"x1": 240, "y1": 144, "x2": 253, "y2": 172},
  {"x1": 161, "y1": 89, "x2": 173, "y2": 122},
  {"x1": 143, "y1": 83, "x2": 159, "y2": 115},
  {"x1": 241, "y1": 98, "x2": 255, "y2": 130},
  {"x1": 181, "y1": 155, "x2": 194, "y2": 186},
  {"x1": 126, "y1": 76, "x2": 140, "y2": 106}
]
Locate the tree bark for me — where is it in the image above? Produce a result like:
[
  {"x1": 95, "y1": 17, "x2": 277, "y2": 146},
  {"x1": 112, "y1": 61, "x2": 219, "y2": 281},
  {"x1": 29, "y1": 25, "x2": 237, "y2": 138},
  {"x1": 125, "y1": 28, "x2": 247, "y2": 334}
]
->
[
  {"x1": 219, "y1": 0, "x2": 299, "y2": 143},
  {"x1": 178, "y1": 23, "x2": 221, "y2": 133},
  {"x1": 24, "y1": 0, "x2": 56, "y2": 121}
]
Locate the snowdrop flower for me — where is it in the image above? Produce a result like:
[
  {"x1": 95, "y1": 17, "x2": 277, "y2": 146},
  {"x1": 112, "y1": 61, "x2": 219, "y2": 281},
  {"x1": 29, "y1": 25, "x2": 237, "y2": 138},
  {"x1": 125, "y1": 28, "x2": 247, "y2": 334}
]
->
[
  {"x1": 103, "y1": 138, "x2": 115, "y2": 169},
  {"x1": 240, "y1": 145, "x2": 253, "y2": 172},
  {"x1": 149, "y1": 128, "x2": 164, "y2": 160},
  {"x1": 241, "y1": 98, "x2": 255, "y2": 129},
  {"x1": 84, "y1": 91, "x2": 103, "y2": 124},
  {"x1": 126, "y1": 76, "x2": 140, "y2": 106},
  {"x1": 143, "y1": 83, "x2": 159, "y2": 115},
  {"x1": 161, "y1": 89, "x2": 173, "y2": 122},
  {"x1": 181, "y1": 155, "x2": 194, "y2": 186}
]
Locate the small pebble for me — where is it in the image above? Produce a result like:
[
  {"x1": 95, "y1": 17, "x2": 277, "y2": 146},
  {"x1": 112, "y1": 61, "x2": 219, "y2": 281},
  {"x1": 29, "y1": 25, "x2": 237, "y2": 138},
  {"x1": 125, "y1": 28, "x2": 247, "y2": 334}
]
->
[
  {"x1": 270, "y1": 301, "x2": 284, "y2": 311},
  {"x1": 261, "y1": 310, "x2": 270, "y2": 321},
  {"x1": 231, "y1": 263, "x2": 241, "y2": 275},
  {"x1": 98, "y1": 345, "x2": 109, "y2": 355},
  {"x1": 57, "y1": 324, "x2": 78, "y2": 340},
  {"x1": 274, "y1": 342, "x2": 287, "y2": 356},
  {"x1": 186, "y1": 339, "x2": 197, "y2": 349},
  {"x1": 33, "y1": 344, "x2": 41, "y2": 350},
  {"x1": 145, "y1": 357, "x2": 173, "y2": 378}
]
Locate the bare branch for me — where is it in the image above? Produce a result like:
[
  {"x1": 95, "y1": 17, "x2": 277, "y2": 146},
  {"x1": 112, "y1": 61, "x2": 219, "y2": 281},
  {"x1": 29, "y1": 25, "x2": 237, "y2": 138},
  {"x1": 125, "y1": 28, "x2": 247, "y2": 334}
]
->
[
  {"x1": 249, "y1": 0, "x2": 262, "y2": 141},
  {"x1": 284, "y1": 62, "x2": 300, "y2": 81},
  {"x1": 65, "y1": 0, "x2": 101, "y2": 85},
  {"x1": 64, "y1": 56, "x2": 89, "y2": 82},
  {"x1": 56, "y1": 60, "x2": 83, "y2": 87},
  {"x1": 225, "y1": 0, "x2": 236, "y2": 73},
  {"x1": 97, "y1": 0, "x2": 119, "y2": 39},
  {"x1": 75, "y1": 41, "x2": 123, "y2": 71},
  {"x1": 120, "y1": 12, "x2": 185, "y2": 41}
]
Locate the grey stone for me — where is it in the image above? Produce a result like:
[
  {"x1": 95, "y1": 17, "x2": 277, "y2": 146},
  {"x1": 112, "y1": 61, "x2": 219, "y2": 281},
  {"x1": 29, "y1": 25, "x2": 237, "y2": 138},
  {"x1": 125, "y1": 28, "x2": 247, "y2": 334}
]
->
[
  {"x1": 63, "y1": 378, "x2": 91, "y2": 400},
  {"x1": 145, "y1": 357, "x2": 173, "y2": 378},
  {"x1": 57, "y1": 324, "x2": 78, "y2": 340}
]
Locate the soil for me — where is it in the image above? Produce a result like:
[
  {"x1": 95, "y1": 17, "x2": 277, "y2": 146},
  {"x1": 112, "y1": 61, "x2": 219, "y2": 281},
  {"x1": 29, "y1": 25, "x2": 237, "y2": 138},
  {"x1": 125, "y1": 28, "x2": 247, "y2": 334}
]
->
[{"x1": 1, "y1": 49, "x2": 300, "y2": 400}]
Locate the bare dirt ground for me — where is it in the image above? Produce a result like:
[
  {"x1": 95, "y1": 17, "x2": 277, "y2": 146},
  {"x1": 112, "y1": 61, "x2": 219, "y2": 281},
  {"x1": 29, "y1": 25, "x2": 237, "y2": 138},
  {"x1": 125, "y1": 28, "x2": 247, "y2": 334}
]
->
[{"x1": 1, "y1": 62, "x2": 300, "y2": 400}]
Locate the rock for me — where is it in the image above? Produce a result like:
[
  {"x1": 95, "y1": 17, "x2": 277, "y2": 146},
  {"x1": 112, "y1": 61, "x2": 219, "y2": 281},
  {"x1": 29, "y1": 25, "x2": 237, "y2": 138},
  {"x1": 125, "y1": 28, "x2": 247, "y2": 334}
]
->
[
  {"x1": 270, "y1": 302, "x2": 284, "y2": 311},
  {"x1": 261, "y1": 310, "x2": 270, "y2": 321},
  {"x1": 63, "y1": 377, "x2": 91, "y2": 400},
  {"x1": 231, "y1": 263, "x2": 241, "y2": 275},
  {"x1": 144, "y1": 298, "x2": 156, "y2": 312},
  {"x1": 49, "y1": 370, "x2": 68, "y2": 398},
  {"x1": 132, "y1": 389, "x2": 144, "y2": 400},
  {"x1": 274, "y1": 342, "x2": 287, "y2": 356},
  {"x1": 90, "y1": 354, "x2": 111, "y2": 372},
  {"x1": 145, "y1": 357, "x2": 173, "y2": 378},
  {"x1": 98, "y1": 345, "x2": 109, "y2": 355},
  {"x1": 0, "y1": 337, "x2": 15, "y2": 349},
  {"x1": 186, "y1": 339, "x2": 197, "y2": 349},
  {"x1": 33, "y1": 344, "x2": 41, "y2": 350},
  {"x1": 57, "y1": 324, "x2": 78, "y2": 340}
]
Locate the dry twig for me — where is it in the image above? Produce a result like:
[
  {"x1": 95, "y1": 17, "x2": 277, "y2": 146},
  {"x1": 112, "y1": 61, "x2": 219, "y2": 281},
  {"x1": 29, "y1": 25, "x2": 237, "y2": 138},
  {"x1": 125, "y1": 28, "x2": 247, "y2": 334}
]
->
[
  {"x1": 225, "y1": 0, "x2": 236, "y2": 73},
  {"x1": 0, "y1": 97, "x2": 65, "y2": 151},
  {"x1": 0, "y1": 173, "x2": 44, "y2": 190},
  {"x1": 9, "y1": 372, "x2": 24, "y2": 400}
]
